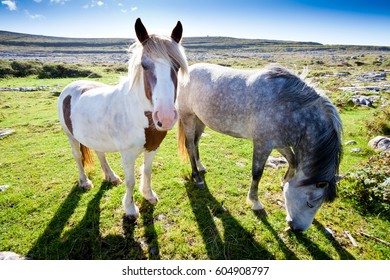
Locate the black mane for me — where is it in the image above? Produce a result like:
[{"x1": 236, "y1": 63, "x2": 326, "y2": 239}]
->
[{"x1": 265, "y1": 66, "x2": 343, "y2": 202}]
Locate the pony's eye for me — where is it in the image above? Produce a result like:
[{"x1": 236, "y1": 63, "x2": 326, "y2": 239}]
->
[
  {"x1": 172, "y1": 61, "x2": 180, "y2": 72},
  {"x1": 316, "y1": 182, "x2": 329, "y2": 188},
  {"x1": 306, "y1": 201, "x2": 314, "y2": 208},
  {"x1": 141, "y1": 63, "x2": 148, "y2": 70}
]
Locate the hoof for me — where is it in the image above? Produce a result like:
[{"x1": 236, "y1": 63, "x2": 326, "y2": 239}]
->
[
  {"x1": 125, "y1": 213, "x2": 140, "y2": 222},
  {"x1": 79, "y1": 179, "x2": 93, "y2": 190},
  {"x1": 145, "y1": 191, "x2": 159, "y2": 205},
  {"x1": 110, "y1": 177, "x2": 122, "y2": 186},
  {"x1": 141, "y1": 189, "x2": 159, "y2": 205},
  {"x1": 124, "y1": 210, "x2": 140, "y2": 221},
  {"x1": 254, "y1": 208, "x2": 268, "y2": 216},
  {"x1": 246, "y1": 197, "x2": 264, "y2": 210},
  {"x1": 195, "y1": 181, "x2": 205, "y2": 189},
  {"x1": 147, "y1": 196, "x2": 159, "y2": 205},
  {"x1": 124, "y1": 204, "x2": 140, "y2": 221},
  {"x1": 252, "y1": 201, "x2": 264, "y2": 211}
]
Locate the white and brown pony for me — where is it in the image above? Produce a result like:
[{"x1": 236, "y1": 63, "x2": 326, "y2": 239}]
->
[{"x1": 58, "y1": 18, "x2": 188, "y2": 220}]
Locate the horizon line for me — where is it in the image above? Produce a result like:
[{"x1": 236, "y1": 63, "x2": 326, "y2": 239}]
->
[{"x1": 1, "y1": 29, "x2": 390, "y2": 48}]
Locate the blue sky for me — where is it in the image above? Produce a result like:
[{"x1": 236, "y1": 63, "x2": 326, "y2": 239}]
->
[{"x1": 1, "y1": 0, "x2": 389, "y2": 46}]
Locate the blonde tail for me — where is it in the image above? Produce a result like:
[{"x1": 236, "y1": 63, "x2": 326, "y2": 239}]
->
[
  {"x1": 80, "y1": 144, "x2": 94, "y2": 171},
  {"x1": 178, "y1": 120, "x2": 189, "y2": 162}
]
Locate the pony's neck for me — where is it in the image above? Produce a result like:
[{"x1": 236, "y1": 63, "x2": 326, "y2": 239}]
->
[{"x1": 121, "y1": 72, "x2": 152, "y2": 112}]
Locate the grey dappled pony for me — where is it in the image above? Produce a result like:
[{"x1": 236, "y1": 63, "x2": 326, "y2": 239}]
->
[{"x1": 178, "y1": 63, "x2": 342, "y2": 232}]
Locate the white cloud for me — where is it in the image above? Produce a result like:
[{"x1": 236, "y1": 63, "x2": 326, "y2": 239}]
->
[
  {"x1": 131, "y1": 6, "x2": 137, "y2": 12},
  {"x1": 25, "y1": 10, "x2": 44, "y2": 20},
  {"x1": 84, "y1": 1, "x2": 105, "y2": 9},
  {"x1": 121, "y1": 9, "x2": 127, "y2": 13},
  {"x1": 1, "y1": 0, "x2": 17, "y2": 11},
  {"x1": 33, "y1": 0, "x2": 43, "y2": 3},
  {"x1": 50, "y1": 0, "x2": 68, "y2": 4}
]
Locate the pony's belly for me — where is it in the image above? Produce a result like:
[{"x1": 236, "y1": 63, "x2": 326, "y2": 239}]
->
[
  {"x1": 197, "y1": 112, "x2": 251, "y2": 140},
  {"x1": 208, "y1": 123, "x2": 248, "y2": 139},
  {"x1": 73, "y1": 123, "x2": 146, "y2": 153}
]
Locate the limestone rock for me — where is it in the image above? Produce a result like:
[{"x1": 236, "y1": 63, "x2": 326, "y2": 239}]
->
[{"x1": 368, "y1": 136, "x2": 390, "y2": 151}]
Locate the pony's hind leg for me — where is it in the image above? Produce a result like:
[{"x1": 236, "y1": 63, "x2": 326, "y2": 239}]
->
[
  {"x1": 67, "y1": 136, "x2": 93, "y2": 190},
  {"x1": 121, "y1": 150, "x2": 140, "y2": 220},
  {"x1": 277, "y1": 147, "x2": 296, "y2": 187},
  {"x1": 183, "y1": 117, "x2": 205, "y2": 188},
  {"x1": 246, "y1": 141, "x2": 273, "y2": 211},
  {"x1": 96, "y1": 151, "x2": 122, "y2": 185},
  {"x1": 140, "y1": 150, "x2": 159, "y2": 204},
  {"x1": 194, "y1": 119, "x2": 207, "y2": 172}
]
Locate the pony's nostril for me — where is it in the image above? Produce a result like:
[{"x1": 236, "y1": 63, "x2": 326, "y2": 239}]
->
[{"x1": 157, "y1": 120, "x2": 162, "y2": 127}]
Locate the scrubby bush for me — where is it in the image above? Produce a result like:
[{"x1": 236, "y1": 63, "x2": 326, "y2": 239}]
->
[
  {"x1": 366, "y1": 106, "x2": 390, "y2": 136},
  {"x1": 344, "y1": 151, "x2": 390, "y2": 218},
  {"x1": 0, "y1": 60, "x2": 14, "y2": 78},
  {"x1": 104, "y1": 64, "x2": 127, "y2": 73},
  {"x1": 0, "y1": 59, "x2": 101, "y2": 79},
  {"x1": 38, "y1": 64, "x2": 101, "y2": 79},
  {"x1": 329, "y1": 90, "x2": 356, "y2": 110},
  {"x1": 10, "y1": 60, "x2": 42, "y2": 77}
]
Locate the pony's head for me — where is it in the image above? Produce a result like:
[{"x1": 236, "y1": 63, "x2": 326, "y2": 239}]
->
[
  {"x1": 283, "y1": 173, "x2": 337, "y2": 232},
  {"x1": 130, "y1": 18, "x2": 188, "y2": 131}
]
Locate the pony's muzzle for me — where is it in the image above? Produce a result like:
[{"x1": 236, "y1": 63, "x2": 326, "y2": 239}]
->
[
  {"x1": 287, "y1": 220, "x2": 307, "y2": 233},
  {"x1": 287, "y1": 221, "x2": 301, "y2": 233},
  {"x1": 153, "y1": 109, "x2": 178, "y2": 130}
]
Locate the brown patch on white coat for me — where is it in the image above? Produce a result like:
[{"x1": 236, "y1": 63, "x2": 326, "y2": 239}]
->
[{"x1": 62, "y1": 84, "x2": 106, "y2": 136}]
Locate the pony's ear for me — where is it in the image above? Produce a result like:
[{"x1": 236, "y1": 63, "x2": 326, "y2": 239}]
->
[
  {"x1": 135, "y1": 18, "x2": 149, "y2": 44},
  {"x1": 171, "y1": 21, "x2": 183, "y2": 43}
]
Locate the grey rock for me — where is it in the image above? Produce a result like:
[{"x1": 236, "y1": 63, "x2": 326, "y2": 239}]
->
[
  {"x1": 0, "y1": 130, "x2": 15, "y2": 139},
  {"x1": 0, "y1": 251, "x2": 27, "y2": 260},
  {"x1": 0, "y1": 185, "x2": 9, "y2": 192},
  {"x1": 351, "y1": 148, "x2": 363, "y2": 153},
  {"x1": 368, "y1": 136, "x2": 390, "y2": 151},
  {"x1": 345, "y1": 140, "x2": 357, "y2": 146}
]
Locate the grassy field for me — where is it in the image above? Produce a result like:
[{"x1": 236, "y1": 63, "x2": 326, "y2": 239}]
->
[{"x1": 0, "y1": 40, "x2": 389, "y2": 259}]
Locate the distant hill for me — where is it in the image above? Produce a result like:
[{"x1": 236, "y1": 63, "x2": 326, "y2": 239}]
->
[
  {"x1": 0, "y1": 30, "x2": 324, "y2": 49},
  {"x1": 0, "y1": 30, "x2": 131, "y2": 48},
  {"x1": 1, "y1": 30, "x2": 388, "y2": 64},
  {"x1": 2, "y1": 29, "x2": 390, "y2": 50}
]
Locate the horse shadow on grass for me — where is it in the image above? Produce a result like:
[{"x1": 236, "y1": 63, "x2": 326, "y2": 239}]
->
[
  {"x1": 187, "y1": 174, "x2": 356, "y2": 260},
  {"x1": 27, "y1": 182, "x2": 160, "y2": 260},
  {"x1": 185, "y1": 175, "x2": 286, "y2": 260},
  {"x1": 312, "y1": 220, "x2": 355, "y2": 260},
  {"x1": 281, "y1": 220, "x2": 356, "y2": 260}
]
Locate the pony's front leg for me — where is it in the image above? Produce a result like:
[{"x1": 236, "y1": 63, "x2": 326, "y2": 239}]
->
[
  {"x1": 121, "y1": 150, "x2": 140, "y2": 220},
  {"x1": 246, "y1": 142, "x2": 272, "y2": 211},
  {"x1": 140, "y1": 150, "x2": 159, "y2": 204}
]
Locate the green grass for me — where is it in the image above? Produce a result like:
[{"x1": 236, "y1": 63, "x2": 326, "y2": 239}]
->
[{"x1": 0, "y1": 59, "x2": 389, "y2": 260}]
